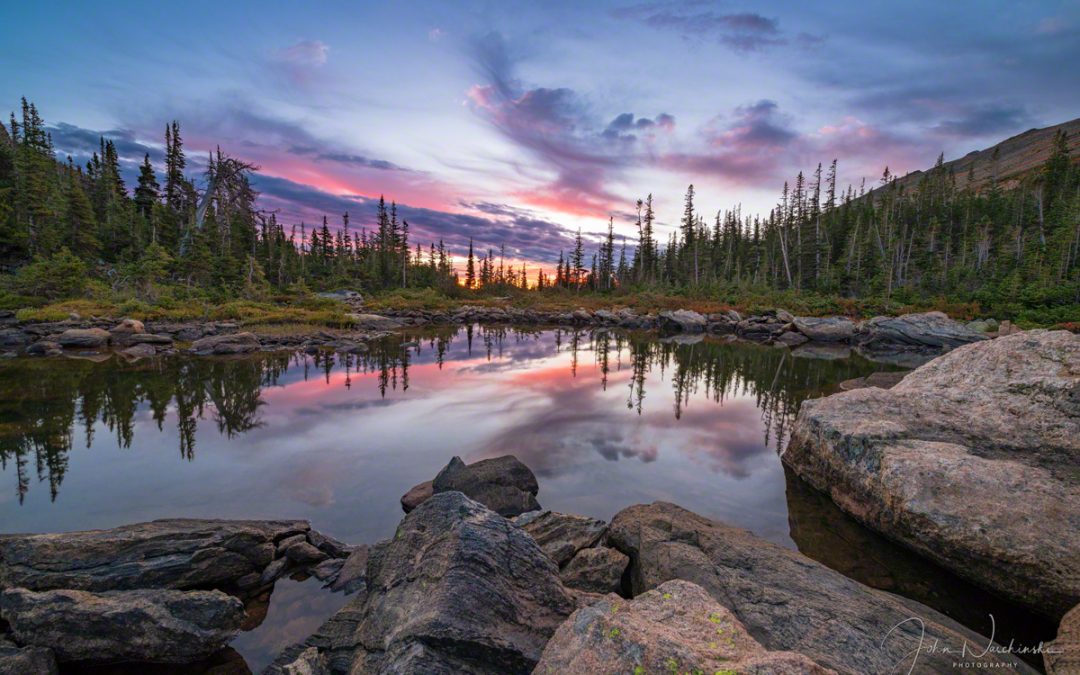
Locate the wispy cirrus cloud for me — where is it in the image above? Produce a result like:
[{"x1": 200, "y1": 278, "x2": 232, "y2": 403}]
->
[
  {"x1": 613, "y1": 3, "x2": 823, "y2": 53},
  {"x1": 466, "y1": 31, "x2": 675, "y2": 217}
]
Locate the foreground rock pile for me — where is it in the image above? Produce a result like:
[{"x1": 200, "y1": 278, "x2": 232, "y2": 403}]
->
[
  {"x1": 0, "y1": 518, "x2": 353, "y2": 667},
  {"x1": 784, "y1": 329, "x2": 1080, "y2": 619}
]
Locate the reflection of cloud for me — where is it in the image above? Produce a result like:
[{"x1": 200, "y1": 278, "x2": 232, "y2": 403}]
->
[{"x1": 475, "y1": 353, "x2": 770, "y2": 481}]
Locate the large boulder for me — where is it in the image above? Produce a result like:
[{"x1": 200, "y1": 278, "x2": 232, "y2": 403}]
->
[
  {"x1": 657, "y1": 309, "x2": 707, "y2": 333},
  {"x1": 0, "y1": 518, "x2": 309, "y2": 592},
  {"x1": 110, "y1": 318, "x2": 146, "y2": 335},
  {"x1": 855, "y1": 310, "x2": 987, "y2": 352},
  {"x1": 269, "y1": 492, "x2": 575, "y2": 674},
  {"x1": 56, "y1": 328, "x2": 110, "y2": 348},
  {"x1": 607, "y1": 502, "x2": 1038, "y2": 674},
  {"x1": 783, "y1": 330, "x2": 1080, "y2": 619},
  {"x1": 534, "y1": 579, "x2": 832, "y2": 674},
  {"x1": 514, "y1": 510, "x2": 606, "y2": 567},
  {"x1": 190, "y1": 332, "x2": 261, "y2": 355},
  {"x1": 401, "y1": 455, "x2": 540, "y2": 516},
  {"x1": 0, "y1": 587, "x2": 244, "y2": 663},
  {"x1": 793, "y1": 316, "x2": 856, "y2": 342}
]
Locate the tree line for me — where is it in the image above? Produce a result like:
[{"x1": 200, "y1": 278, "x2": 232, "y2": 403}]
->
[{"x1": 1, "y1": 98, "x2": 1077, "y2": 317}]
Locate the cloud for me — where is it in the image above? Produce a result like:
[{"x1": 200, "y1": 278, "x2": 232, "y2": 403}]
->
[
  {"x1": 613, "y1": 5, "x2": 813, "y2": 52},
  {"x1": 466, "y1": 32, "x2": 674, "y2": 217},
  {"x1": 276, "y1": 40, "x2": 329, "y2": 67},
  {"x1": 48, "y1": 122, "x2": 161, "y2": 166},
  {"x1": 931, "y1": 104, "x2": 1036, "y2": 139},
  {"x1": 251, "y1": 173, "x2": 579, "y2": 263}
]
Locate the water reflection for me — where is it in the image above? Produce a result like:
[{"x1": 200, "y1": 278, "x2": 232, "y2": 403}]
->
[
  {"x1": 0, "y1": 325, "x2": 1049, "y2": 671},
  {"x1": 0, "y1": 326, "x2": 891, "y2": 506}
]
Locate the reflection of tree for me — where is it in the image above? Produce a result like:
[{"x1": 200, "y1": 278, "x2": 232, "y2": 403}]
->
[
  {"x1": 0, "y1": 324, "x2": 896, "y2": 504},
  {"x1": 0, "y1": 355, "x2": 289, "y2": 502}
]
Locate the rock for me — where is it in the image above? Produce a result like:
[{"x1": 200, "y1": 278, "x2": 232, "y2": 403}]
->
[
  {"x1": 399, "y1": 479, "x2": 433, "y2": 513},
  {"x1": 190, "y1": 332, "x2": 261, "y2": 355},
  {"x1": 408, "y1": 454, "x2": 541, "y2": 517},
  {"x1": 56, "y1": 327, "x2": 110, "y2": 348},
  {"x1": 593, "y1": 309, "x2": 618, "y2": 324},
  {"x1": 0, "y1": 518, "x2": 308, "y2": 592},
  {"x1": 774, "y1": 330, "x2": 808, "y2": 347},
  {"x1": 329, "y1": 545, "x2": 368, "y2": 594},
  {"x1": 657, "y1": 309, "x2": 707, "y2": 333},
  {"x1": 793, "y1": 316, "x2": 856, "y2": 342},
  {"x1": 25, "y1": 340, "x2": 61, "y2": 356},
  {"x1": 346, "y1": 313, "x2": 402, "y2": 330},
  {"x1": 735, "y1": 316, "x2": 787, "y2": 342},
  {"x1": 120, "y1": 343, "x2": 157, "y2": 360},
  {"x1": 260, "y1": 558, "x2": 289, "y2": 586},
  {"x1": 776, "y1": 308, "x2": 795, "y2": 323},
  {"x1": 272, "y1": 492, "x2": 575, "y2": 673},
  {"x1": 311, "y1": 557, "x2": 345, "y2": 582},
  {"x1": 790, "y1": 343, "x2": 852, "y2": 360},
  {"x1": 0, "y1": 587, "x2": 244, "y2": 663},
  {"x1": 837, "y1": 370, "x2": 908, "y2": 391},
  {"x1": 126, "y1": 333, "x2": 174, "y2": 345},
  {"x1": 516, "y1": 510, "x2": 606, "y2": 567},
  {"x1": 317, "y1": 289, "x2": 362, "y2": 301},
  {"x1": 534, "y1": 580, "x2": 833, "y2": 674},
  {"x1": 306, "y1": 530, "x2": 352, "y2": 558},
  {"x1": 111, "y1": 318, "x2": 145, "y2": 334},
  {"x1": 855, "y1": 311, "x2": 988, "y2": 352},
  {"x1": 606, "y1": 502, "x2": 1038, "y2": 674},
  {"x1": 559, "y1": 546, "x2": 628, "y2": 594},
  {"x1": 276, "y1": 533, "x2": 307, "y2": 554},
  {"x1": 284, "y1": 541, "x2": 328, "y2": 565},
  {"x1": 1046, "y1": 602, "x2": 1079, "y2": 674},
  {"x1": 999, "y1": 319, "x2": 1023, "y2": 336},
  {"x1": 967, "y1": 319, "x2": 991, "y2": 332},
  {"x1": 0, "y1": 644, "x2": 58, "y2": 675},
  {"x1": 784, "y1": 330, "x2": 1080, "y2": 619},
  {"x1": 0, "y1": 329, "x2": 27, "y2": 348}
]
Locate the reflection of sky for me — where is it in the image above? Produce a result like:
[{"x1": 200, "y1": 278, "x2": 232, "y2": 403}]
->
[
  {"x1": 1, "y1": 330, "x2": 794, "y2": 547},
  {"x1": 0, "y1": 328, "x2": 867, "y2": 669}
]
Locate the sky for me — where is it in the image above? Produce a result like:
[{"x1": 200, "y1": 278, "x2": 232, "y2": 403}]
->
[{"x1": 2, "y1": 1, "x2": 1078, "y2": 271}]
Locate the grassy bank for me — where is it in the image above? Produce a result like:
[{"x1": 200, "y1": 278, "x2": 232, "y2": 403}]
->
[{"x1": 5, "y1": 284, "x2": 1079, "y2": 330}]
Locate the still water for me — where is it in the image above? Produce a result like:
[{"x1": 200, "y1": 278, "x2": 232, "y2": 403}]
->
[{"x1": 0, "y1": 325, "x2": 1051, "y2": 672}]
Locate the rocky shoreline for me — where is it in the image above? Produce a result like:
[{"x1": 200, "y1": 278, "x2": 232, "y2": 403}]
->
[
  {"x1": 1, "y1": 452, "x2": 1070, "y2": 673},
  {"x1": 1, "y1": 316, "x2": 1075, "y2": 674},
  {"x1": 0, "y1": 304, "x2": 1009, "y2": 363}
]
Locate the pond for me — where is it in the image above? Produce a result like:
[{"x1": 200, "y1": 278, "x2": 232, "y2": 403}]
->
[{"x1": 0, "y1": 325, "x2": 1053, "y2": 672}]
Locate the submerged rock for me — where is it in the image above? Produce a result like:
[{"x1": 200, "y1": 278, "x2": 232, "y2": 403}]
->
[
  {"x1": 0, "y1": 587, "x2": 245, "y2": 663},
  {"x1": 534, "y1": 579, "x2": 833, "y2": 674},
  {"x1": 606, "y1": 502, "x2": 1037, "y2": 674},
  {"x1": 269, "y1": 492, "x2": 575, "y2": 674},
  {"x1": 784, "y1": 330, "x2": 1080, "y2": 619},
  {"x1": 0, "y1": 518, "x2": 309, "y2": 592},
  {"x1": 401, "y1": 455, "x2": 541, "y2": 516},
  {"x1": 836, "y1": 370, "x2": 907, "y2": 391}
]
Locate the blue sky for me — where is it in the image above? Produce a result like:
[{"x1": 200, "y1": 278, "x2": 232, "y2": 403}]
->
[{"x1": 3, "y1": 1, "x2": 1078, "y2": 268}]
